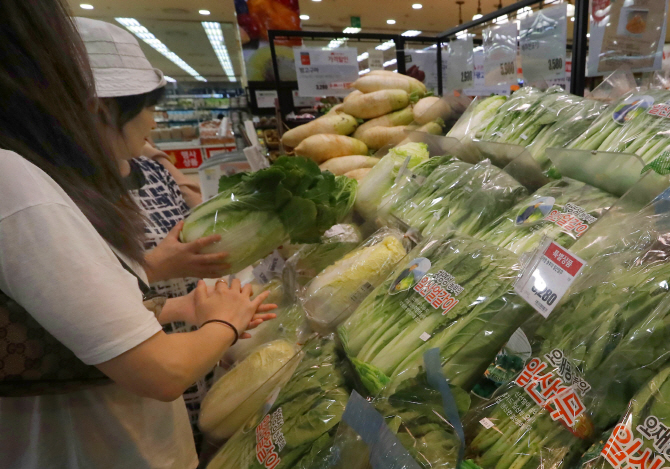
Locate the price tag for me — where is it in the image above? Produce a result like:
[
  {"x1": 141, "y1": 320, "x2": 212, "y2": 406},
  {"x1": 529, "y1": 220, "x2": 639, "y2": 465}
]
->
[
  {"x1": 479, "y1": 418, "x2": 495, "y2": 429},
  {"x1": 445, "y1": 36, "x2": 474, "y2": 92},
  {"x1": 252, "y1": 250, "x2": 285, "y2": 285},
  {"x1": 293, "y1": 47, "x2": 359, "y2": 97},
  {"x1": 368, "y1": 49, "x2": 385, "y2": 70},
  {"x1": 519, "y1": 4, "x2": 568, "y2": 86},
  {"x1": 514, "y1": 238, "x2": 586, "y2": 318},
  {"x1": 483, "y1": 22, "x2": 518, "y2": 87}
]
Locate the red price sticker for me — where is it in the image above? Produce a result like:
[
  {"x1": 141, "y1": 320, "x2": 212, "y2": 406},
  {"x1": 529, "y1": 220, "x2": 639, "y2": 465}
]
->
[{"x1": 515, "y1": 239, "x2": 587, "y2": 318}]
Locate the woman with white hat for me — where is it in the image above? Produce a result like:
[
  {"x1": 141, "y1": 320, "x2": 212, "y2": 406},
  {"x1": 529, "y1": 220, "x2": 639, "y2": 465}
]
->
[
  {"x1": 0, "y1": 2, "x2": 275, "y2": 468},
  {"x1": 74, "y1": 16, "x2": 232, "y2": 453}
]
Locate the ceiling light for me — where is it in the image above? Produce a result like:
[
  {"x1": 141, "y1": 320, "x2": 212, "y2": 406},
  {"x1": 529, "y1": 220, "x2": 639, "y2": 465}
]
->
[
  {"x1": 164, "y1": 76, "x2": 177, "y2": 83},
  {"x1": 383, "y1": 58, "x2": 397, "y2": 67},
  {"x1": 357, "y1": 52, "x2": 369, "y2": 61},
  {"x1": 402, "y1": 30, "x2": 422, "y2": 36},
  {"x1": 80, "y1": 3, "x2": 94, "y2": 9},
  {"x1": 567, "y1": 4, "x2": 575, "y2": 16},
  {"x1": 387, "y1": 19, "x2": 396, "y2": 24},
  {"x1": 312, "y1": 0, "x2": 321, "y2": 2},
  {"x1": 517, "y1": 6, "x2": 532, "y2": 19},
  {"x1": 359, "y1": 68, "x2": 370, "y2": 75},
  {"x1": 493, "y1": 14, "x2": 509, "y2": 24},
  {"x1": 202, "y1": 22, "x2": 237, "y2": 82},
  {"x1": 199, "y1": 9, "x2": 210, "y2": 15},
  {"x1": 327, "y1": 38, "x2": 347, "y2": 48},
  {"x1": 456, "y1": 29, "x2": 468, "y2": 38},
  {"x1": 587, "y1": 33, "x2": 590, "y2": 38},
  {"x1": 571, "y1": 16, "x2": 575, "y2": 21},
  {"x1": 115, "y1": 18, "x2": 206, "y2": 81},
  {"x1": 343, "y1": 27, "x2": 361, "y2": 33},
  {"x1": 472, "y1": 13, "x2": 483, "y2": 20},
  {"x1": 376, "y1": 40, "x2": 395, "y2": 50},
  {"x1": 300, "y1": 14, "x2": 310, "y2": 20},
  {"x1": 412, "y1": 3, "x2": 423, "y2": 8},
  {"x1": 423, "y1": 44, "x2": 438, "y2": 50}
]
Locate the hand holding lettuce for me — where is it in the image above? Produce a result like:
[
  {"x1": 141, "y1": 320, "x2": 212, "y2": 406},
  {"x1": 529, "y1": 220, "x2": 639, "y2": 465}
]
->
[{"x1": 181, "y1": 157, "x2": 357, "y2": 274}]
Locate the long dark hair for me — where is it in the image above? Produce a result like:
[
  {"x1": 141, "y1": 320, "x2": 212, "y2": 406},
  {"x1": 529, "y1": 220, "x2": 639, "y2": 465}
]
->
[{"x1": 0, "y1": 0, "x2": 145, "y2": 263}]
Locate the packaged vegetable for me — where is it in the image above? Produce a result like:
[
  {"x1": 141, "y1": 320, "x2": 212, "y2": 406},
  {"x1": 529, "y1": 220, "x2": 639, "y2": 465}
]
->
[
  {"x1": 206, "y1": 336, "x2": 351, "y2": 469},
  {"x1": 180, "y1": 157, "x2": 357, "y2": 274},
  {"x1": 302, "y1": 228, "x2": 408, "y2": 331},
  {"x1": 354, "y1": 142, "x2": 430, "y2": 221}
]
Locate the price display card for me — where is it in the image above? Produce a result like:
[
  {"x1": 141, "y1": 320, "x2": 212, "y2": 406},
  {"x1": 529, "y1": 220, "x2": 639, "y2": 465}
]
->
[
  {"x1": 368, "y1": 49, "x2": 385, "y2": 70},
  {"x1": 445, "y1": 36, "x2": 475, "y2": 92},
  {"x1": 519, "y1": 4, "x2": 568, "y2": 86},
  {"x1": 483, "y1": 22, "x2": 518, "y2": 87},
  {"x1": 515, "y1": 238, "x2": 586, "y2": 318},
  {"x1": 293, "y1": 47, "x2": 359, "y2": 97}
]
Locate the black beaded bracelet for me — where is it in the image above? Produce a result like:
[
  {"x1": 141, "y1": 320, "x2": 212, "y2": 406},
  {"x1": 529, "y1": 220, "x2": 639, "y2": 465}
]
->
[{"x1": 201, "y1": 319, "x2": 239, "y2": 345}]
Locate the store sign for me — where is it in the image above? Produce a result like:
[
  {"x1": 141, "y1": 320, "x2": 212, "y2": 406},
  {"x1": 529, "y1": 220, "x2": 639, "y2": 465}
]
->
[
  {"x1": 445, "y1": 36, "x2": 475, "y2": 91},
  {"x1": 515, "y1": 238, "x2": 586, "y2": 318},
  {"x1": 368, "y1": 49, "x2": 385, "y2": 70},
  {"x1": 255, "y1": 90, "x2": 278, "y2": 109},
  {"x1": 293, "y1": 47, "x2": 359, "y2": 97},
  {"x1": 164, "y1": 148, "x2": 204, "y2": 170},
  {"x1": 588, "y1": 0, "x2": 669, "y2": 75},
  {"x1": 483, "y1": 22, "x2": 519, "y2": 87},
  {"x1": 291, "y1": 90, "x2": 318, "y2": 107},
  {"x1": 520, "y1": 4, "x2": 568, "y2": 86},
  {"x1": 405, "y1": 50, "x2": 447, "y2": 95}
]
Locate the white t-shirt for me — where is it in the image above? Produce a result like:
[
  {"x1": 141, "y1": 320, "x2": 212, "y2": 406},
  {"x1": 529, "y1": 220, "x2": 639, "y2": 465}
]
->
[{"x1": 0, "y1": 150, "x2": 198, "y2": 469}]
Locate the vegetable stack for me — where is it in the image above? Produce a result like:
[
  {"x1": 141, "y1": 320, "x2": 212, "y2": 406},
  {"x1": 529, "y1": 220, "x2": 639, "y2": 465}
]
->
[
  {"x1": 339, "y1": 232, "x2": 521, "y2": 396},
  {"x1": 180, "y1": 157, "x2": 357, "y2": 274},
  {"x1": 206, "y1": 336, "x2": 351, "y2": 469},
  {"x1": 465, "y1": 248, "x2": 670, "y2": 469}
]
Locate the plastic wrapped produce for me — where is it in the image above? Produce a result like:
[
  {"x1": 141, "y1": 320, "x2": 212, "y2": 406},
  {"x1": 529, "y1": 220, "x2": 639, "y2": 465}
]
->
[
  {"x1": 569, "y1": 89, "x2": 670, "y2": 165},
  {"x1": 465, "y1": 243, "x2": 670, "y2": 469},
  {"x1": 339, "y1": 232, "x2": 521, "y2": 395},
  {"x1": 302, "y1": 228, "x2": 408, "y2": 331},
  {"x1": 206, "y1": 336, "x2": 351, "y2": 469},
  {"x1": 181, "y1": 157, "x2": 357, "y2": 274},
  {"x1": 354, "y1": 142, "x2": 430, "y2": 221},
  {"x1": 391, "y1": 159, "x2": 528, "y2": 237},
  {"x1": 447, "y1": 95, "x2": 507, "y2": 142},
  {"x1": 474, "y1": 178, "x2": 618, "y2": 255}
]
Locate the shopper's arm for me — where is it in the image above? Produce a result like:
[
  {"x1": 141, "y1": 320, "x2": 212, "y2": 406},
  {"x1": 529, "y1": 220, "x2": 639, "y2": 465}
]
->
[{"x1": 97, "y1": 280, "x2": 276, "y2": 402}]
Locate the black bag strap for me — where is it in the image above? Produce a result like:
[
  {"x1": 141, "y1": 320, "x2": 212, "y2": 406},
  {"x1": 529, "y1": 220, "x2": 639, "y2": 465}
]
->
[{"x1": 114, "y1": 254, "x2": 156, "y2": 300}]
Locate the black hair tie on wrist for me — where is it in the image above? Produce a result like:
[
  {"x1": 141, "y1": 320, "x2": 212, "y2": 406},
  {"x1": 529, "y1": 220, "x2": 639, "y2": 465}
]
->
[{"x1": 201, "y1": 319, "x2": 239, "y2": 345}]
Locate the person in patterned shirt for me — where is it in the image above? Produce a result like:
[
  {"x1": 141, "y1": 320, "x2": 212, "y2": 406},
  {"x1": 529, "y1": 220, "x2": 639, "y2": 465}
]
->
[{"x1": 79, "y1": 18, "x2": 230, "y2": 454}]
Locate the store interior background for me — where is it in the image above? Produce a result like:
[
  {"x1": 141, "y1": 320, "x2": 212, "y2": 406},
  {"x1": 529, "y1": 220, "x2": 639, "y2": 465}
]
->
[{"x1": 67, "y1": 0, "x2": 670, "y2": 184}]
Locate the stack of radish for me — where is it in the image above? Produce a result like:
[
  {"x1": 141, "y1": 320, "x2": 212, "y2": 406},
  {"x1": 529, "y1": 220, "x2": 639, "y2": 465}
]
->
[{"x1": 281, "y1": 70, "x2": 454, "y2": 181}]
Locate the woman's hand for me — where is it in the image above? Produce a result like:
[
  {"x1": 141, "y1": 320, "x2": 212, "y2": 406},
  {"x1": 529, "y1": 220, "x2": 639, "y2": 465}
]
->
[
  {"x1": 144, "y1": 221, "x2": 230, "y2": 282},
  {"x1": 193, "y1": 279, "x2": 277, "y2": 338}
]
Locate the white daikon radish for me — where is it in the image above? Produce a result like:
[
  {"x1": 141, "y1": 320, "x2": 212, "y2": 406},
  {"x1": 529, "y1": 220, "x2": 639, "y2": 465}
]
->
[
  {"x1": 342, "y1": 89, "x2": 410, "y2": 120},
  {"x1": 344, "y1": 168, "x2": 372, "y2": 180},
  {"x1": 343, "y1": 89, "x2": 363, "y2": 103},
  {"x1": 294, "y1": 134, "x2": 368, "y2": 163},
  {"x1": 366, "y1": 70, "x2": 427, "y2": 94},
  {"x1": 353, "y1": 106, "x2": 415, "y2": 139},
  {"x1": 319, "y1": 155, "x2": 380, "y2": 175},
  {"x1": 281, "y1": 112, "x2": 357, "y2": 148},
  {"x1": 359, "y1": 126, "x2": 409, "y2": 150},
  {"x1": 353, "y1": 73, "x2": 425, "y2": 96},
  {"x1": 413, "y1": 97, "x2": 454, "y2": 125}
]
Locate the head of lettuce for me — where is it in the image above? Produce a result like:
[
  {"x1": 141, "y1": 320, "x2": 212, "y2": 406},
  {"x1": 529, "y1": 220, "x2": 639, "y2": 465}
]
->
[{"x1": 180, "y1": 156, "x2": 358, "y2": 274}]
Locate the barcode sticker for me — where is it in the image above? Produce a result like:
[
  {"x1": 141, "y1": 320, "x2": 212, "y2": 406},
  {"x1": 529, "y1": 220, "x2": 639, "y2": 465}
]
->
[
  {"x1": 420, "y1": 332, "x2": 432, "y2": 342},
  {"x1": 480, "y1": 418, "x2": 495, "y2": 429}
]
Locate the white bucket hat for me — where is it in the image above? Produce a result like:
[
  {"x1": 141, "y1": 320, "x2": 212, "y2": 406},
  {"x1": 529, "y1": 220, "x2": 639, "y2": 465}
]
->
[{"x1": 75, "y1": 17, "x2": 167, "y2": 98}]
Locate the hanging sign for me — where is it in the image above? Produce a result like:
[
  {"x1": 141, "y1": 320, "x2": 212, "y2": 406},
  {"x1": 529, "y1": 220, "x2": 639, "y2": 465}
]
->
[
  {"x1": 293, "y1": 47, "x2": 359, "y2": 97},
  {"x1": 483, "y1": 22, "x2": 519, "y2": 87},
  {"x1": 405, "y1": 50, "x2": 447, "y2": 95},
  {"x1": 519, "y1": 4, "x2": 568, "y2": 86},
  {"x1": 588, "y1": 0, "x2": 669, "y2": 75},
  {"x1": 445, "y1": 36, "x2": 475, "y2": 91},
  {"x1": 368, "y1": 49, "x2": 385, "y2": 70}
]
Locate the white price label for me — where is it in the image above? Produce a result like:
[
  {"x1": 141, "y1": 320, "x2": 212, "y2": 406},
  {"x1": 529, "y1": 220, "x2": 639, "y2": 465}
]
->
[
  {"x1": 515, "y1": 239, "x2": 586, "y2": 318},
  {"x1": 368, "y1": 49, "x2": 385, "y2": 70},
  {"x1": 293, "y1": 47, "x2": 359, "y2": 97},
  {"x1": 252, "y1": 250, "x2": 285, "y2": 284},
  {"x1": 445, "y1": 36, "x2": 474, "y2": 92},
  {"x1": 519, "y1": 4, "x2": 568, "y2": 85},
  {"x1": 483, "y1": 22, "x2": 518, "y2": 87},
  {"x1": 419, "y1": 332, "x2": 432, "y2": 342},
  {"x1": 480, "y1": 418, "x2": 495, "y2": 429}
]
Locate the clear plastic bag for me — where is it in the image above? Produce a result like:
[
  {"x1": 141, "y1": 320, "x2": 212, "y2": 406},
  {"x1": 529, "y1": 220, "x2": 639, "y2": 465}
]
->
[
  {"x1": 302, "y1": 228, "x2": 409, "y2": 332},
  {"x1": 474, "y1": 177, "x2": 619, "y2": 255},
  {"x1": 464, "y1": 240, "x2": 670, "y2": 469},
  {"x1": 206, "y1": 335, "x2": 351, "y2": 469},
  {"x1": 339, "y1": 232, "x2": 521, "y2": 396},
  {"x1": 447, "y1": 95, "x2": 508, "y2": 143}
]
